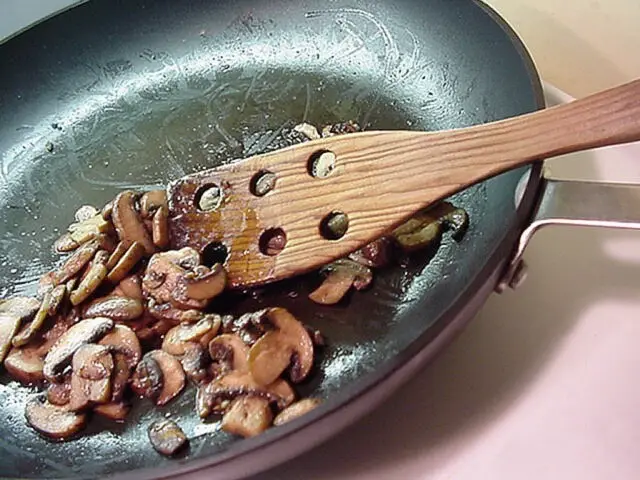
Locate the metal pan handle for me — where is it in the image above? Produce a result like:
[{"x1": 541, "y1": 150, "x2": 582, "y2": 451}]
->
[{"x1": 496, "y1": 175, "x2": 640, "y2": 292}]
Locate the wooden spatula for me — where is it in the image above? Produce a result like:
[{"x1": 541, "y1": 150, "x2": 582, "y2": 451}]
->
[{"x1": 167, "y1": 79, "x2": 640, "y2": 289}]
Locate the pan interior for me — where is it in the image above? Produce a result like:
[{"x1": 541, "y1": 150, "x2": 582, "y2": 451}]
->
[{"x1": 0, "y1": 0, "x2": 541, "y2": 477}]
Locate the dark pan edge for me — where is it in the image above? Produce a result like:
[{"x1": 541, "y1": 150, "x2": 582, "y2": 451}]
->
[{"x1": 109, "y1": 3, "x2": 547, "y2": 480}]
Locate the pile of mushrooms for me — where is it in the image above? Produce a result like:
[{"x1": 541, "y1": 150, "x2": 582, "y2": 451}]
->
[
  {"x1": 0, "y1": 119, "x2": 469, "y2": 458},
  {"x1": 0, "y1": 189, "x2": 322, "y2": 456}
]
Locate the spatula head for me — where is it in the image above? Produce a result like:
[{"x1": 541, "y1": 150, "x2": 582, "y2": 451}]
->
[{"x1": 167, "y1": 131, "x2": 437, "y2": 289}]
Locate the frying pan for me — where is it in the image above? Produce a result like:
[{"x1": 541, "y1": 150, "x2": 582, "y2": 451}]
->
[{"x1": 1, "y1": 1, "x2": 629, "y2": 479}]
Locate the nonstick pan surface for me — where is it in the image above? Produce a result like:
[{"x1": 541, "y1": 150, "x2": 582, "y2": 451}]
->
[{"x1": 0, "y1": 0, "x2": 543, "y2": 478}]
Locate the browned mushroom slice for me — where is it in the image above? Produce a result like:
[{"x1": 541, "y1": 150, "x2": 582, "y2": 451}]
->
[
  {"x1": 149, "y1": 350, "x2": 186, "y2": 406},
  {"x1": 196, "y1": 371, "x2": 295, "y2": 418},
  {"x1": 221, "y1": 396, "x2": 273, "y2": 438},
  {"x1": 112, "y1": 191, "x2": 155, "y2": 255},
  {"x1": 0, "y1": 297, "x2": 41, "y2": 320},
  {"x1": 52, "y1": 238, "x2": 100, "y2": 285},
  {"x1": 99, "y1": 324, "x2": 142, "y2": 368},
  {"x1": 142, "y1": 249, "x2": 208, "y2": 310},
  {"x1": 68, "y1": 213, "x2": 112, "y2": 245},
  {"x1": 43, "y1": 317, "x2": 114, "y2": 382},
  {"x1": 107, "y1": 241, "x2": 146, "y2": 284},
  {"x1": 248, "y1": 308, "x2": 314, "y2": 385},
  {"x1": 147, "y1": 302, "x2": 203, "y2": 325},
  {"x1": 221, "y1": 311, "x2": 271, "y2": 347},
  {"x1": 25, "y1": 396, "x2": 87, "y2": 440},
  {"x1": 54, "y1": 233, "x2": 80, "y2": 253},
  {"x1": 209, "y1": 334, "x2": 250, "y2": 377},
  {"x1": 152, "y1": 206, "x2": 170, "y2": 249},
  {"x1": 162, "y1": 316, "x2": 217, "y2": 356},
  {"x1": 13, "y1": 285, "x2": 66, "y2": 347},
  {"x1": 110, "y1": 353, "x2": 132, "y2": 402},
  {"x1": 140, "y1": 190, "x2": 168, "y2": 219},
  {"x1": 180, "y1": 343, "x2": 210, "y2": 385},
  {"x1": 117, "y1": 274, "x2": 143, "y2": 301},
  {"x1": 348, "y1": 236, "x2": 396, "y2": 268},
  {"x1": 84, "y1": 296, "x2": 144, "y2": 322},
  {"x1": 429, "y1": 201, "x2": 470, "y2": 240},
  {"x1": 273, "y1": 398, "x2": 322, "y2": 426},
  {"x1": 148, "y1": 419, "x2": 188, "y2": 457},
  {"x1": 308, "y1": 268, "x2": 356, "y2": 305},
  {"x1": 67, "y1": 344, "x2": 114, "y2": 411},
  {"x1": 37, "y1": 272, "x2": 56, "y2": 298},
  {"x1": 178, "y1": 264, "x2": 227, "y2": 301},
  {"x1": 4, "y1": 346, "x2": 44, "y2": 384},
  {"x1": 0, "y1": 315, "x2": 22, "y2": 364},
  {"x1": 106, "y1": 242, "x2": 128, "y2": 271},
  {"x1": 69, "y1": 261, "x2": 108, "y2": 306},
  {"x1": 94, "y1": 402, "x2": 131, "y2": 422},
  {"x1": 392, "y1": 209, "x2": 442, "y2": 252},
  {"x1": 131, "y1": 353, "x2": 164, "y2": 401},
  {"x1": 47, "y1": 376, "x2": 72, "y2": 406}
]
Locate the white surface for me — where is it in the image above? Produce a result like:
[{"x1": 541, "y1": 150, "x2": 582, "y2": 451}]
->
[{"x1": 3, "y1": 3, "x2": 640, "y2": 480}]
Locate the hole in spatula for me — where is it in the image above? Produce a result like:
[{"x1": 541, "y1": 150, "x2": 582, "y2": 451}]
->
[
  {"x1": 320, "y1": 212, "x2": 349, "y2": 240},
  {"x1": 259, "y1": 228, "x2": 287, "y2": 256},
  {"x1": 250, "y1": 170, "x2": 277, "y2": 197},
  {"x1": 308, "y1": 150, "x2": 336, "y2": 178},
  {"x1": 195, "y1": 184, "x2": 223, "y2": 211},
  {"x1": 202, "y1": 242, "x2": 229, "y2": 266}
]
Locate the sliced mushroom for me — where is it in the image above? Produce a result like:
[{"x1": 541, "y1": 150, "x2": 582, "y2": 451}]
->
[
  {"x1": 148, "y1": 419, "x2": 188, "y2": 457},
  {"x1": 54, "y1": 233, "x2": 80, "y2": 253},
  {"x1": 248, "y1": 308, "x2": 314, "y2": 385},
  {"x1": 13, "y1": 286, "x2": 65, "y2": 347},
  {"x1": 140, "y1": 190, "x2": 168, "y2": 219},
  {"x1": 94, "y1": 402, "x2": 131, "y2": 422},
  {"x1": 131, "y1": 353, "x2": 164, "y2": 401},
  {"x1": 112, "y1": 191, "x2": 155, "y2": 255},
  {"x1": 162, "y1": 316, "x2": 217, "y2": 356},
  {"x1": 107, "y1": 241, "x2": 146, "y2": 284},
  {"x1": 430, "y1": 201, "x2": 469, "y2": 240},
  {"x1": 47, "y1": 376, "x2": 72, "y2": 406},
  {"x1": 196, "y1": 371, "x2": 295, "y2": 418},
  {"x1": 308, "y1": 268, "x2": 355, "y2": 305},
  {"x1": 109, "y1": 353, "x2": 132, "y2": 402},
  {"x1": 67, "y1": 213, "x2": 111, "y2": 245},
  {"x1": 4, "y1": 346, "x2": 44, "y2": 384},
  {"x1": 0, "y1": 315, "x2": 23, "y2": 364},
  {"x1": 43, "y1": 317, "x2": 114, "y2": 382},
  {"x1": 180, "y1": 343, "x2": 210, "y2": 385},
  {"x1": 149, "y1": 350, "x2": 185, "y2": 406},
  {"x1": 221, "y1": 310, "x2": 270, "y2": 347},
  {"x1": 99, "y1": 324, "x2": 142, "y2": 368},
  {"x1": 348, "y1": 236, "x2": 396, "y2": 268},
  {"x1": 74, "y1": 205, "x2": 99, "y2": 223},
  {"x1": 178, "y1": 264, "x2": 227, "y2": 301},
  {"x1": 106, "y1": 242, "x2": 128, "y2": 271},
  {"x1": 52, "y1": 238, "x2": 100, "y2": 285},
  {"x1": 37, "y1": 272, "x2": 56, "y2": 298},
  {"x1": 84, "y1": 296, "x2": 143, "y2": 322},
  {"x1": 221, "y1": 396, "x2": 273, "y2": 438},
  {"x1": 147, "y1": 302, "x2": 203, "y2": 325},
  {"x1": 25, "y1": 396, "x2": 87, "y2": 440},
  {"x1": 273, "y1": 398, "x2": 322, "y2": 426},
  {"x1": 0, "y1": 297, "x2": 41, "y2": 320},
  {"x1": 142, "y1": 249, "x2": 209, "y2": 310},
  {"x1": 208, "y1": 334, "x2": 249, "y2": 377},
  {"x1": 308, "y1": 259, "x2": 373, "y2": 305},
  {"x1": 392, "y1": 210, "x2": 442, "y2": 252},
  {"x1": 152, "y1": 206, "x2": 170, "y2": 249},
  {"x1": 69, "y1": 261, "x2": 108, "y2": 306},
  {"x1": 67, "y1": 344, "x2": 114, "y2": 411},
  {"x1": 117, "y1": 274, "x2": 143, "y2": 301}
]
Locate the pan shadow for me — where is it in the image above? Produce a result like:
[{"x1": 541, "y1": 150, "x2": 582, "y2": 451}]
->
[{"x1": 247, "y1": 135, "x2": 640, "y2": 478}]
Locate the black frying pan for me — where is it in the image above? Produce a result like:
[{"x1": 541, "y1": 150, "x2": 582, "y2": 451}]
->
[{"x1": 0, "y1": 0, "x2": 544, "y2": 478}]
